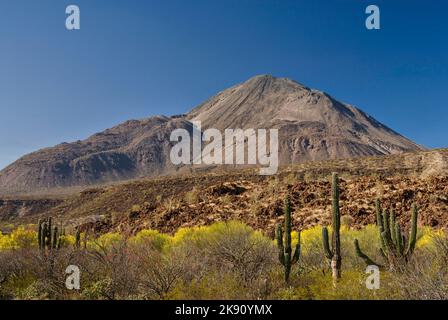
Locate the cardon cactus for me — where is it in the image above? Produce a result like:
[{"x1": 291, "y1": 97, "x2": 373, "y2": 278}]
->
[
  {"x1": 75, "y1": 229, "x2": 81, "y2": 249},
  {"x1": 354, "y1": 200, "x2": 418, "y2": 271},
  {"x1": 38, "y1": 217, "x2": 64, "y2": 252},
  {"x1": 276, "y1": 195, "x2": 301, "y2": 283},
  {"x1": 322, "y1": 172, "x2": 342, "y2": 284}
]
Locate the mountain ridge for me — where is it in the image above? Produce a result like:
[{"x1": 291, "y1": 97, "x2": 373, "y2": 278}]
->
[{"x1": 0, "y1": 75, "x2": 425, "y2": 194}]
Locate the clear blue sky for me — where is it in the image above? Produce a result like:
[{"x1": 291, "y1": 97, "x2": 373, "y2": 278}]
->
[{"x1": 0, "y1": 0, "x2": 447, "y2": 169}]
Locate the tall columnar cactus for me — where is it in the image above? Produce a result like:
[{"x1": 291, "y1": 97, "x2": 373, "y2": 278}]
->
[
  {"x1": 75, "y1": 229, "x2": 81, "y2": 249},
  {"x1": 322, "y1": 172, "x2": 342, "y2": 283},
  {"x1": 38, "y1": 219, "x2": 44, "y2": 250},
  {"x1": 354, "y1": 200, "x2": 418, "y2": 270},
  {"x1": 276, "y1": 195, "x2": 301, "y2": 283},
  {"x1": 38, "y1": 217, "x2": 64, "y2": 252}
]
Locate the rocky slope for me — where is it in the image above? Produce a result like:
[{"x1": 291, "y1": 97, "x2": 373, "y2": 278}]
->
[
  {"x1": 0, "y1": 198, "x2": 62, "y2": 224},
  {"x1": 1, "y1": 149, "x2": 447, "y2": 235},
  {"x1": 0, "y1": 75, "x2": 424, "y2": 194},
  {"x1": 0, "y1": 116, "x2": 193, "y2": 194},
  {"x1": 188, "y1": 75, "x2": 423, "y2": 163}
]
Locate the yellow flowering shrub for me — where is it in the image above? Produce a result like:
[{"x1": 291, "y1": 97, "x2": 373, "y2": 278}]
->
[
  {"x1": 0, "y1": 226, "x2": 37, "y2": 250},
  {"x1": 171, "y1": 221, "x2": 264, "y2": 249},
  {"x1": 415, "y1": 227, "x2": 445, "y2": 249},
  {"x1": 0, "y1": 232, "x2": 13, "y2": 250},
  {"x1": 299, "y1": 225, "x2": 322, "y2": 254},
  {"x1": 129, "y1": 229, "x2": 171, "y2": 251},
  {"x1": 61, "y1": 234, "x2": 76, "y2": 247},
  {"x1": 90, "y1": 232, "x2": 123, "y2": 250}
]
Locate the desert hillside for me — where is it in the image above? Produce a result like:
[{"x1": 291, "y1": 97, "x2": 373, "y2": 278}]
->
[
  {"x1": 1, "y1": 148, "x2": 446, "y2": 235},
  {"x1": 0, "y1": 75, "x2": 423, "y2": 195}
]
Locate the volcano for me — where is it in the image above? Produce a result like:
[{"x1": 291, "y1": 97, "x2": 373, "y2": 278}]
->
[{"x1": 0, "y1": 75, "x2": 424, "y2": 194}]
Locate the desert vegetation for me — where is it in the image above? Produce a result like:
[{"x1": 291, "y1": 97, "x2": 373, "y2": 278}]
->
[{"x1": 0, "y1": 173, "x2": 447, "y2": 300}]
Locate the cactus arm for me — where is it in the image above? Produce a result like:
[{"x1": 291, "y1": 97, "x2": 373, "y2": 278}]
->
[
  {"x1": 406, "y1": 204, "x2": 418, "y2": 256},
  {"x1": 382, "y1": 210, "x2": 391, "y2": 243},
  {"x1": 375, "y1": 199, "x2": 388, "y2": 254},
  {"x1": 75, "y1": 230, "x2": 81, "y2": 249},
  {"x1": 37, "y1": 219, "x2": 43, "y2": 250},
  {"x1": 41, "y1": 223, "x2": 48, "y2": 250},
  {"x1": 401, "y1": 234, "x2": 406, "y2": 256},
  {"x1": 40, "y1": 222, "x2": 45, "y2": 250},
  {"x1": 291, "y1": 231, "x2": 301, "y2": 264},
  {"x1": 390, "y1": 208, "x2": 397, "y2": 245},
  {"x1": 52, "y1": 226, "x2": 58, "y2": 249},
  {"x1": 395, "y1": 224, "x2": 404, "y2": 256},
  {"x1": 276, "y1": 224, "x2": 285, "y2": 266},
  {"x1": 354, "y1": 239, "x2": 382, "y2": 267},
  {"x1": 284, "y1": 197, "x2": 292, "y2": 258},
  {"x1": 322, "y1": 227, "x2": 333, "y2": 259},
  {"x1": 375, "y1": 199, "x2": 383, "y2": 229},
  {"x1": 380, "y1": 230, "x2": 394, "y2": 254},
  {"x1": 381, "y1": 209, "x2": 396, "y2": 252},
  {"x1": 284, "y1": 196, "x2": 293, "y2": 282},
  {"x1": 46, "y1": 217, "x2": 52, "y2": 248},
  {"x1": 38, "y1": 220, "x2": 45, "y2": 250}
]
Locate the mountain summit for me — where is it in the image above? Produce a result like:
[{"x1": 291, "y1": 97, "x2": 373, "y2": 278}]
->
[
  {"x1": 0, "y1": 75, "x2": 424, "y2": 194},
  {"x1": 189, "y1": 75, "x2": 422, "y2": 163}
]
